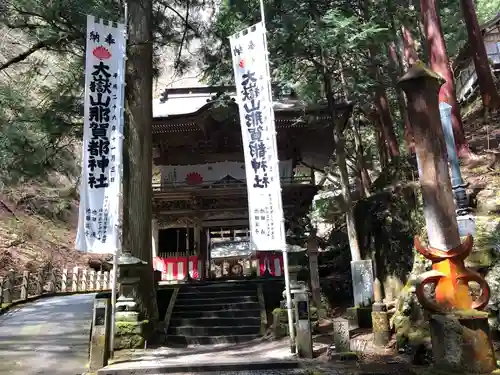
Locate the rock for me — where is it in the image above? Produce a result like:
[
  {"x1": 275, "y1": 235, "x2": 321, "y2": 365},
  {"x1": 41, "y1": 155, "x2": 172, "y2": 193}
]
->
[
  {"x1": 114, "y1": 321, "x2": 147, "y2": 350},
  {"x1": 476, "y1": 189, "x2": 500, "y2": 214},
  {"x1": 429, "y1": 313, "x2": 496, "y2": 374}
]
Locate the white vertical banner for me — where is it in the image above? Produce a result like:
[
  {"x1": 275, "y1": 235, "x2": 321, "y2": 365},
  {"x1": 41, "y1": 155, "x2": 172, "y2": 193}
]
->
[
  {"x1": 75, "y1": 15, "x2": 126, "y2": 253},
  {"x1": 229, "y1": 22, "x2": 285, "y2": 251}
]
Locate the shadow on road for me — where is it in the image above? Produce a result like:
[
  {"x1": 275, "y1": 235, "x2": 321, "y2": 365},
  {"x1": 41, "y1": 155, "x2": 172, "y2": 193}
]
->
[{"x1": 0, "y1": 293, "x2": 95, "y2": 375}]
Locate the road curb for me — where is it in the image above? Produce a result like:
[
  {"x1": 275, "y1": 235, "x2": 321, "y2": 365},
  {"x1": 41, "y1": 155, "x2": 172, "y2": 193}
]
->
[
  {"x1": 0, "y1": 291, "x2": 96, "y2": 316},
  {"x1": 96, "y1": 359, "x2": 300, "y2": 374}
]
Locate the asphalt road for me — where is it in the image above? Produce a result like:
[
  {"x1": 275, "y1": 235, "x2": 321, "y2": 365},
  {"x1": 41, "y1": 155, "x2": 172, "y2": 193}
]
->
[{"x1": 0, "y1": 293, "x2": 95, "y2": 375}]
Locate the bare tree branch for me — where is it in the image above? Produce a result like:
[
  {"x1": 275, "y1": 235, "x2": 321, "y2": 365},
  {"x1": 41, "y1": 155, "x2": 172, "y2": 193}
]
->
[
  {"x1": 156, "y1": 0, "x2": 201, "y2": 37},
  {"x1": 0, "y1": 34, "x2": 77, "y2": 72},
  {"x1": 0, "y1": 40, "x2": 53, "y2": 71},
  {"x1": 174, "y1": 0, "x2": 190, "y2": 70}
]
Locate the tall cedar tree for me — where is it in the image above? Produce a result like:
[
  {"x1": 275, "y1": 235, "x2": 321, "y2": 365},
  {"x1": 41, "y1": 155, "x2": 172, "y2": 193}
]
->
[
  {"x1": 123, "y1": 0, "x2": 159, "y2": 322},
  {"x1": 460, "y1": 0, "x2": 500, "y2": 109},
  {"x1": 420, "y1": 0, "x2": 470, "y2": 157}
]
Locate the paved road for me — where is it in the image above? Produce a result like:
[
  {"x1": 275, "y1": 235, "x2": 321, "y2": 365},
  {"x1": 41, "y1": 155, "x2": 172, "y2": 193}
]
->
[{"x1": 0, "y1": 293, "x2": 95, "y2": 375}]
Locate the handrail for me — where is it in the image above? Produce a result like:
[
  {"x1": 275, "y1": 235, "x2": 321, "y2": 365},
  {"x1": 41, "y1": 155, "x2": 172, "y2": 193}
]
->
[{"x1": 0, "y1": 267, "x2": 113, "y2": 309}]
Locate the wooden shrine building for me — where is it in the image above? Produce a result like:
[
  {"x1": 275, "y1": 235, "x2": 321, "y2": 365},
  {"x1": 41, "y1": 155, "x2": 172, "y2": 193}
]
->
[{"x1": 151, "y1": 86, "x2": 352, "y2": 283}]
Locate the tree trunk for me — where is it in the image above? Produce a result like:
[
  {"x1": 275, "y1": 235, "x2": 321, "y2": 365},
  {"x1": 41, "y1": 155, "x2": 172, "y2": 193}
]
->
[
  {"x1": 370, "y1": 111, "x2": 389, "y2": 169},
  {"x1": 460, "y1": 0, "x2": 500, "y2": 109},
  {"x1": 122, "y1": 0, "x2": 159, "y2": 322},
  {"x1": 374, "y1": 84, "x2": 400, "y2": 159},
  {"x1": 362, "y1": 2, "x2": 399, "y2": 158},
  {"x1": 388, "y1": 40, "x2": 414, "y2": 154},
  {"x1": 352, "y1": 117, "x2": 372, "y2": 196},
  {"x1": 420, "y1": 0, "x2": 470, "y2": 157},
  {"x1": 324, "y1": 76, "x2": 361, "y2": 262},
  {"x1": 401, "y1": 24, "x2": 419, "y2": 67},
  {"x1": 339, "y1": 63, "x2": 372, "y2": 195}
]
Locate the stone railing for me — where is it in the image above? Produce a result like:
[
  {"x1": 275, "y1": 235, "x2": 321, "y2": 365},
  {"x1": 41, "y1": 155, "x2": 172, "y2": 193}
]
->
[{"x1": 0, "y1": 267, "x2": 113, "y2": 307}]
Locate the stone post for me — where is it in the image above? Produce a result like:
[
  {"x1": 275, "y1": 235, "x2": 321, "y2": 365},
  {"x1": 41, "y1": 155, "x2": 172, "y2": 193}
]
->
[
  {"x1": 81, "y1": 269, "x2": 88, "y2": 292},
  {"x1": 47, "y1": 270, "x2": 56, "y2": 293},
  {"x1": 21, "y1": 271, "x2": 29, "y2": 300},
  {"x1": 96, "y1": 271, "x2": 102, "y2": 290},
  {"x1": 89, "y1": 270, "x2": 96, "y2": 291},
  {"x1": 61, "y1": 269, "x2": 68, "y2": 292},
  {"x1": 3, "y1": 271, "x2": 12, "y2": 304},
  {"x1": 72, "y1": 267, "x2": 79, "y2": 292},
  {"x1": 306, "y1": 229, "x2": 321, "y2": 309},
  {"x1": 0, "y1": 277, "x2": 4, "y2": 304},
  {"x1": 371, "y1": 278, "x2": 390, "y2": 347},
  {"x1": 398, "y1": 63, "x2": 495, "y2": 373}
]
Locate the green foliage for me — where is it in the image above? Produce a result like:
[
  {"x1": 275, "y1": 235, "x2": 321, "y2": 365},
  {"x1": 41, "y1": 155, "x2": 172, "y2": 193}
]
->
[
  {"x1": 0, "y1": 0, "x2": 206, "y2": 186},
  {"x1": 0, "y1": 70, "x2": 80, "y2": 185},
  {"x1": 201, "y1": 0, "x2": 388, "y2": 105},
  {"x1": 475, "y1": 0, "x2": 500, "y2": 24}
]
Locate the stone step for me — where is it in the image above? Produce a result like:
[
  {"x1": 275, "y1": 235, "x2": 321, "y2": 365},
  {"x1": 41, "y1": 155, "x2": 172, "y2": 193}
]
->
[
  {"x1": 170, "y1": 316, "x2": 260, "y2": 327},
  {"x1": 165, "y1": 334, "x2": 260, "y2": 346},
  {"x1": 180, "y1": 283, "x2": 256, "y2": 294},
  {"x1": 176, "y1": 289, "x2": 256, "y2": 300},
  {"x1": 174, "y1": 295, "x2": 258, "y2": 306},
  {"x1": 174, "y1": 301, "x2": 259, "y2": 312},
  {"x1": 167, "y1": 324, "x2": 261, "y2": 336},
  {"x1": 171, "y1": 308, "x2": 261, "y2": 319}
]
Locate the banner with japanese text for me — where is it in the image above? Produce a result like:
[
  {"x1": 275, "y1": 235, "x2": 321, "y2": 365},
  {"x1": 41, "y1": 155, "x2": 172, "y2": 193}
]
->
[
  {"x1": 75, "y1": 15, "x2": 126, "y2": 253},
  {"x1": 229, "y1": 22, "x2": 286, "y2": 251}
]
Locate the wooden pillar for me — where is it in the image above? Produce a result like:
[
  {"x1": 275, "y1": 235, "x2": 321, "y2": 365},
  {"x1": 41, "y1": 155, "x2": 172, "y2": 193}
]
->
[
  {"x1": 206, "y1": 228, "x2": 211, "y2": 279},
  {"x1": 151, "y1": 218, "x2": 159, "y2": 258},
  {"x1": 398, "y1": 64, "x2": 490, "y2": 312},
  {"x1": 398, "y1": 64, "x2": 460, "y2": 251},
  {"x1": 185, "y1": 223, "x2": 190, "y2": 254},
  {"x1": 176, "y1": 229, "x2": 180, "y2": 256},
  {"x1": 194, "y1": 220, "x2": 201, "y2": 256}
]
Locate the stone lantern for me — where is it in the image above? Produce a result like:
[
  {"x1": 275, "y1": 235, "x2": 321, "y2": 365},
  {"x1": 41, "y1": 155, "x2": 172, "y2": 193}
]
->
[{"x1": 105, "y1": 253, "x2": 147, "y2": 350}]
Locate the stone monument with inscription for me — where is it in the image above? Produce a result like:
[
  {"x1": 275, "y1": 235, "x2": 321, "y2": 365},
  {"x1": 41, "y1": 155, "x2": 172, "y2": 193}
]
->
[
  {"x1": 89, "y1": 292, "x2": 111, "y2": 371},
  {"x1": 332, "y1": 317, "x2": 350, "y2": 353},
  {"x1": 346, "y1": 259, "x2": 374, "y2": 330}
]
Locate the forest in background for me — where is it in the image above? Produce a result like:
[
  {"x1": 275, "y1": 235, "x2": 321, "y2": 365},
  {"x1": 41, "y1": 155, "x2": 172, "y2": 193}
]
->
[{"x1": 0, "y1": 0, "x2": 498, "y2": 188}]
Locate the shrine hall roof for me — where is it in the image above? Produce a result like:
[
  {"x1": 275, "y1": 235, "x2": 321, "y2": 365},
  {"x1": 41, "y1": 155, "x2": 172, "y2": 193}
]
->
[{"x1": 152, "y1": 85, "x2": 334, "y2": 120}]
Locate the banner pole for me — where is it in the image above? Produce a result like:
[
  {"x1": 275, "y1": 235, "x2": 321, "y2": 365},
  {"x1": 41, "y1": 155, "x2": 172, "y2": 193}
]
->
[
  {"x1": 259, "y1": 0, "x2": 266, "y2": 25},
  {"x1": 109, "y1": 247, "x2": 119, "y2": 358},
  {"x1": 258, "y1": 0, "x2": 295, "y2": 353},
  {"x1": 109, "y1": 2, "x2": 128, "y2": 359}
]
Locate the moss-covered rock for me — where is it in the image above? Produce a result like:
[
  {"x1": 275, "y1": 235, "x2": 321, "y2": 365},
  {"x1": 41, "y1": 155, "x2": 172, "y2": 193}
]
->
[
  {"x1": 114, "y1": 321, "x2": 147, "y2": 350},
  {"x1": 115, "y1": 321, "x2": 143, "y2": 336},
  {"x1": 391, "y1": 251, "x2": 431, "y2": 351},
  {"x1": 466, "y1": 215, "x2": 500, "y2": 268},
  {"x1": 114, "y1": 334, "x2": 145, "y2": 350}
]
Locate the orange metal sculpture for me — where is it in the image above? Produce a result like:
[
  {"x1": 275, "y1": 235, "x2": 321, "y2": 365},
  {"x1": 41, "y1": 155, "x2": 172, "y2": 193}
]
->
[{"x1": 414, "y1": 235, "x2": 490, "y2": 312}]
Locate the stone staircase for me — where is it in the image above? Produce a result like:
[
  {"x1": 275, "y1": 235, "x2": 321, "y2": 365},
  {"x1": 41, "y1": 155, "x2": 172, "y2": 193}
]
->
[{"x1": 166, "y1": 282, "x2": 262, "y2": 345}]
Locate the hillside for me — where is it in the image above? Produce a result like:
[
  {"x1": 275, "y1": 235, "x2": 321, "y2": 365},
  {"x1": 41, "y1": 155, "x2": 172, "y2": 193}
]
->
[{"x1": 0, "y1": 181, "x2": 100, "y2": 277}]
